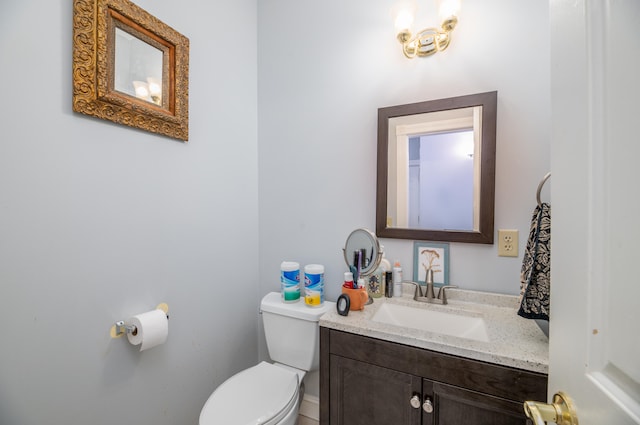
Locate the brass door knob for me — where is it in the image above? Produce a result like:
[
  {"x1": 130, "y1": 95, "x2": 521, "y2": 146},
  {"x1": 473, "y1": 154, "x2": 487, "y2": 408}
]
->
[{"x1": 523, "y1": 392, "x2": 579, "y2": 425}]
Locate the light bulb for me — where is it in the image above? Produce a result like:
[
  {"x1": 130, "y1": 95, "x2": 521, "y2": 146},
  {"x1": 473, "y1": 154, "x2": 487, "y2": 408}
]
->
[
  {"x1": 392, "y1": 1, "x2": 417, "y2": 34},
  {"x1": 147, "y1": 77, "x2": 161, "y2": 98},
  {"x1": 395, "y1": 9, "x2": 414, "y2": 33},
  {"x1": 438, "y1": 0, "x2": 460, "y2": 21},
  {"x1": 132, "y1": 81, "x2": 150, "y2": 100}
]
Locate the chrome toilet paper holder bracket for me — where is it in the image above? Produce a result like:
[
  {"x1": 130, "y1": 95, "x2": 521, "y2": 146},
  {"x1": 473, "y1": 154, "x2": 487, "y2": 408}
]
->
[{"x1": 114, "y1": 321, "x2": 137, "y2": 336}]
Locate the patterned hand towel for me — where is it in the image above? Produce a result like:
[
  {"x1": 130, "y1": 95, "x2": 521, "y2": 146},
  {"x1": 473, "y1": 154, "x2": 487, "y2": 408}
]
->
[{"x1": 518, "y1": 203, "x2": 551, "y2": 320}]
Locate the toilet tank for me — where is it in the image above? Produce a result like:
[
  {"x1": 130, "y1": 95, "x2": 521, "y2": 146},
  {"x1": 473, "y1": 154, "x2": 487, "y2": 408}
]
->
[{"x1": 260, "y1": 292, "x2": 334, "y2": 372}]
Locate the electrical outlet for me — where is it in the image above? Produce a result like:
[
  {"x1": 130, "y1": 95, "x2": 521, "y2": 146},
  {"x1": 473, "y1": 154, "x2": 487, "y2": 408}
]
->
[{"x1": 498, "y1": 229, "x2": 519, "y2": 257}]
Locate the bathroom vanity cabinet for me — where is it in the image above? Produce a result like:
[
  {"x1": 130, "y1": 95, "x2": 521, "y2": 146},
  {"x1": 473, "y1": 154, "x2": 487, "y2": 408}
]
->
[{"x1": 319, "y1": 328, "x2": 547, "y2": 425}]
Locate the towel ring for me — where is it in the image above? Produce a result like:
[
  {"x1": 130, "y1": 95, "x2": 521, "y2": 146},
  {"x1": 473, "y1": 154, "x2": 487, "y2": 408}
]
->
[{"x1": 536, "y1": 172, "x2": 551, "y2": 207}]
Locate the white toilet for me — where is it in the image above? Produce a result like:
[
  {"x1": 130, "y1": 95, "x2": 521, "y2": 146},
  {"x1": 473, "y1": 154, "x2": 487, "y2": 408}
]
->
[{"x1": 199, "y1": 292, "x2": 335, "y2": 425}]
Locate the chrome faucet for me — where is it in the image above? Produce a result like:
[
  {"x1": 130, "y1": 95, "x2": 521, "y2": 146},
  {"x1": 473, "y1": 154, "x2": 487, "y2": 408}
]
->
[{"x1": 405, "y1": 270, "x2": 458, "y2": 305}]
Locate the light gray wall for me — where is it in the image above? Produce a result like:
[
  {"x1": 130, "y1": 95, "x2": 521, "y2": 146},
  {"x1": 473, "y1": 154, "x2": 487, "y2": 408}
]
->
[
  {"x1": 258, "y1": 0, "x2": 550, "y2": 300},
  {"x1": 257, "y1": 0, "x2": 550, "y2": 395},
  {"x1": 0, "y1": 1, "x2": 258, "y2": 425}
]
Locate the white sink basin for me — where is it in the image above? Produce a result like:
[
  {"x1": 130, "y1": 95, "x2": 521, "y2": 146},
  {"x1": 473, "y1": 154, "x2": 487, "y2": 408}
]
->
[{"x1": 372, "y1": 302, "x2": 489, "y2": 342}]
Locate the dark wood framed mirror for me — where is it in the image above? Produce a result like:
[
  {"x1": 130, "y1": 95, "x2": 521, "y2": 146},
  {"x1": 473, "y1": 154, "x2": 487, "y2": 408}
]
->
[
  {"x1": 376, "y1": 91, "x2": 497, "y2": 244},
  {"x1": 72, "y1": 0, "x2": 189, "y2": 141}
]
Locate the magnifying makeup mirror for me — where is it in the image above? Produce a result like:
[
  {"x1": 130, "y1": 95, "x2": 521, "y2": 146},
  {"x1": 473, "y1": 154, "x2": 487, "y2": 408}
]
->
[{"x1": 342, "y1": 228, "x2": 383, "y2": 279}]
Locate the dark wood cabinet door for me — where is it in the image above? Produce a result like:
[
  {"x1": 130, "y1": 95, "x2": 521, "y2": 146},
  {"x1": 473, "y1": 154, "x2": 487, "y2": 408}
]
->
[
  {"x1": 427, "y1": 380, "x2": 531, "y2": 425},
  {"x1": 329, "y1": 355, "x2": 422, "y2": 425},
  {"x1": 320, "y1": 328, "x2": 546, "y2": 425}
]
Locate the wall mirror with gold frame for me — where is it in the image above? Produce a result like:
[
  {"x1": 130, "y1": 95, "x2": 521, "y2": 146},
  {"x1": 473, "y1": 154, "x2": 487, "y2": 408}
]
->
[
  {"x1": 376, "y1": 92, "x2": 497, "y2": 244},
  {"x1": 73, "y1": 0, "x2": 189, "y2": 141}
]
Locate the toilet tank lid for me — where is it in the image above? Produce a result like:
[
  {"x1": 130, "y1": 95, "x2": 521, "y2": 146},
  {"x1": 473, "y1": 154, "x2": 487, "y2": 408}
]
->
[{"x1": 260, "y1": 292, "x2": 335, "y2": 321}]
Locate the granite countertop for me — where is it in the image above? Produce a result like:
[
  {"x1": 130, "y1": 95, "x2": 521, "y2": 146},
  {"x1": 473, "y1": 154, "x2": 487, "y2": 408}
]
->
[{"x1": 319, "y1": 284, "x2": 549, "y2": 374}]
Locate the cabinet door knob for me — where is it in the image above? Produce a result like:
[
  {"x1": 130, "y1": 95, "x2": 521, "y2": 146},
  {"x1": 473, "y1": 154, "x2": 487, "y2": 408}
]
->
[
  {"x1": 423, "y1": 396, "x2": 434, "y2": 413},
  {"x1": 410, "y1": 394, "x2": 421, "y2": 409}
]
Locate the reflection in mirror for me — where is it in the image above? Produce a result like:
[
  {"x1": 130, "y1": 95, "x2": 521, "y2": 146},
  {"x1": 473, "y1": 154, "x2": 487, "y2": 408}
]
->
[
  {"x1": 409, "y1": 130, "x2": 474, "y2": 229},
  {"x1": 389, "y1": 106, "x2": 480, "y2": 231},
  {"x1": 114, "y1": 28, "x2": 163, "y2": 105},
  {"x1": 343, "y1": 228, "x2": 382, "y2": 278},
  {"x1": 377, "y1": 92, "x2": 497, "y2": 244}
]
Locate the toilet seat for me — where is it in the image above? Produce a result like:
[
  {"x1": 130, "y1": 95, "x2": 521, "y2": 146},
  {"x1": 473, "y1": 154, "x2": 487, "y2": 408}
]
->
[{"x1": 199, "y1": 361, "x2": 300, "y2": 425}]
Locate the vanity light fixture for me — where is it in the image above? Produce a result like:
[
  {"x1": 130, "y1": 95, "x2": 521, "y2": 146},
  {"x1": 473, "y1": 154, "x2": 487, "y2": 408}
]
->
[{"x1": 393, "y1": 0, "x2": 460, "y2": 58}]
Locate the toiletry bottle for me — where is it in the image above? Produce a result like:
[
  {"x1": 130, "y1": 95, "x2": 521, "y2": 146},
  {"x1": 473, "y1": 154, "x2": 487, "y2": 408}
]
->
[
  {"x1": 385, "y1": 271, "x2": 393, "y2": 297},
  {"x1": 368, "y1": 248, "x2": 390, "y2": 298},
  {"x1": 380, "y1": 246, "x2": 392, "y2": 271},
  {"x1": 304, "y1": 264, "x2": 325, "y2": 307},
  {"x1": 367, "y1": 269, "x2": 384, "y2": 298},
  {"x1": 393, "y1": 261, "x2": 403, "y2": 297},
  {"x1": 280, "y1": 261, "x2": 300, "y2": 302},
  {"x1": 343, "y1": 272, "x2": 355, "y2": 289},
  {"x1": 380, "y1": 247, "x2": 392, "y2": 296}
]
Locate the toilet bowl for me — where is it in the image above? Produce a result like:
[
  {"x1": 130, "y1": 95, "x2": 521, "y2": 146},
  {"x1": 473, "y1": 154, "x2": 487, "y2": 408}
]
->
[
  {"x1": 199, "y1": 292, "x2": 334, "y2": 425},
  {"x1": 199, "y1": 362, "x2": 301, "y2": 425}
]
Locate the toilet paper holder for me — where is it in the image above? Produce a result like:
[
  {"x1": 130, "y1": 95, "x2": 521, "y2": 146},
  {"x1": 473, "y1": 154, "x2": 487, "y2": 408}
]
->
[
  {"x1": 111, "y1": 303, "x2": 169, "y2": 338},
  {"x1": 114, "y1": 320, "x2": 138, "y2": 336}
]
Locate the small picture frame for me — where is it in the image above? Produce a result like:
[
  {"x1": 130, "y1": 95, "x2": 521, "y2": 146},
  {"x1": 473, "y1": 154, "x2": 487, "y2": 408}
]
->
[{"x1": 413, "y1": 241, "x2": 449, "y2": 286}]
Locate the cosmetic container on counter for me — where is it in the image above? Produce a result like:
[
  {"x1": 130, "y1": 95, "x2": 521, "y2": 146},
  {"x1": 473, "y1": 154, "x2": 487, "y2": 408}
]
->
[{"x1": 393, "y1": 261, "x2": 403, "y2": 297}]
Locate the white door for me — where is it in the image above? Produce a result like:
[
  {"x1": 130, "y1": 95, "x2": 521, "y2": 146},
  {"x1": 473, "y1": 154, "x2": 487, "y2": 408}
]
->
[{"x1": 547, "y1": 0, "x2": 640, "y2": 423}]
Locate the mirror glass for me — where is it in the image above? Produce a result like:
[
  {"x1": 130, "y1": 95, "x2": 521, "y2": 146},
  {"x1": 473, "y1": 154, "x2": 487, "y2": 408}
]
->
[
  {"x1": 343, "y1": 228, "x2": 382, "y2": 278},
  {"x1": 377, "y1": 92, "x2": 497, "y2": 244},
  {"x1": 114, "y1": 27, "x2": 164, "y2": 106}
]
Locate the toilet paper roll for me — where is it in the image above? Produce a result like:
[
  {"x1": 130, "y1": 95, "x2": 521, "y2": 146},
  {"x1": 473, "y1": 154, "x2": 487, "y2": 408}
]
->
[{"x1": 126, "y1": 309, "x2": 169, "y2": 352}]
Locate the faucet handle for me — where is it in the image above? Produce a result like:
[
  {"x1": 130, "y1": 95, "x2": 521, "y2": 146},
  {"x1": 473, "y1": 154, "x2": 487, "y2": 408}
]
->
[
  {"x1": 406, "y1": 281, "x2": 423, "y2": 300},
  {"x1": 436, "y1": 285, "x2": 458, "y2": 304}
]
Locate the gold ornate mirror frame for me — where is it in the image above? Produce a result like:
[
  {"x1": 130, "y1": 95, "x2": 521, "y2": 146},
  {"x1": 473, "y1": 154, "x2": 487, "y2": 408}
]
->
[{"x1": 73, "y1": 0, "x2": 189, "y2": 141}]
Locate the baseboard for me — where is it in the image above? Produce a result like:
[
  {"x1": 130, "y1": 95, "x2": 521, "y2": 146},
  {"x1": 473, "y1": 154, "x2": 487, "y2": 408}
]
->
[{"x1": 299, "y1": 394, "x2": 319, "y2": 421}]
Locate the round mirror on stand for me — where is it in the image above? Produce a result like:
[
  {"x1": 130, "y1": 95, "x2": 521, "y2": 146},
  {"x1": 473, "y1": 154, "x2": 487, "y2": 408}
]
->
[
  {"x1": 343, "y1": 228, "x2": 383, "y2": 305},
  {"x1": 343, "y1": 228, "x2": 383, "y2": 279}
]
